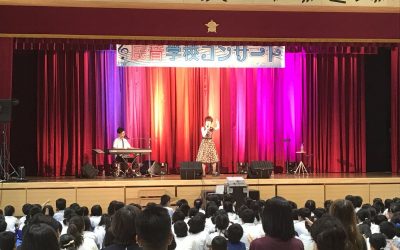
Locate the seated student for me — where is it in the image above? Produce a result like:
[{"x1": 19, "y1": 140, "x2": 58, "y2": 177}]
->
[
  {"x1": 227, "y1": 224, "x2": 245, "y2": 250},
  {"x1": 379, "y1": 221, "x2": 396, "y2": 250},
  {"x1": 174, "y1": 220, "x2": 192, "y2": 250},
  {"x1": 93, "y1": 214, "x2": 111, "y2": 249},
  {"x1": 90, "y1": 205, "x2": 102, "y2": 229},
  {"x1": 239, "y1": 209, "x2": 262, "y2": 250},
  {"x1": 206, "y1": 214, "x2": 229, "y2": 248},
  {"x1": 83, "y1": 216, "x2": 97, "y2": 243},
  {"x1": 249, "y1": 197, "x2": 303, "y2": 250},
  {"x1": 304, "y1": 200, "x2": 316, "y2": 216},
  {"x1": 16, "y1": 204, "x2": 33, "y2": 247},
  {"x1": 390, "y1": 212, "x2": 400, "y2": 249},
  {"x1": 21, "y1": 223, "x2": 59, "y2": 250},
  {"x1": 205, "y1": 204, "x2": 218, "y2": 233},
  {"x1": 294, "y1": 208, "x2": 312, "y2": 237},
  {"x1": 54, "y1": 198, "x2": 67, "y2": 222},
  {"x1": 194, "y1": 199, "x2": 205, "y2": 214},
  {"x1": 369, "y1": 233, "x2": 387, "y2": 250},
  {"x1": 43, "y1": 205, "x2": 55, "y2": 217},
  {"x1": 356, "y1": 208, "x2": 372, "y2": 238},
  {"x1": 136, "y1": 205, "x2": 173, "y2": 250},
  {"x1": 160, "y1": 195, "x2": 174, "y2": 218},
  {"x1": 0, "y1": 231, "x2": 15, "y2": 250},
  {"x1": 187, "y1": 213, "x2": 208, "y2": 250},
  {"x1": 310, "y1": 214, "x2": 347, "y2": 250},
  {"x1": 4, "y1": 205, "x2": 18, "y2": 233},
  {"x1": 67, "y1": 216, "x2": 98, "y2": 250},
  {"x1": 59, "y1": 233, "x2": 77, "y2": 250},
  {"x1": 223, "y1": 201, "x2": 238, "y2": 223},
  {"x1": 61, "y1": 208, "x2": 78, "y2": 235},
  {"x1": 212, "y1": 236, "x2": 227, "y2": 250},
  {"x1": 102, "y1": 205, "x2": 141, "y2": 250}
]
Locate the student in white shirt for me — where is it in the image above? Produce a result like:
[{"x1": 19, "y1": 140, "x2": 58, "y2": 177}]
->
[
  {"x1": 194, "y1": 199, "x2": 206, "y2": 214},
  {"x1": 160, "y1": 195, "x2": 174, "y2": 218},
  {"x1": 67, "y1": 215, "x2": 98, "y2": 250},
  {"x1": 4, "y1": 205, "x2": 19, "y2": 233},
  {"x1": 90, "y1": 205, "x2": 102, "y2": 229},
  {"x1": 206, "y1": 213, "x2": 229, "y2": 248},
  {"x1": 240, "y1": 209, "x2": 263, "y2": 250},
  {"x1": 187, "y1": 213, "x2": 208, "y2": 250},
  {"x1": 53, "y1": 198, "x2": 67, "y2": 222},
  {"x1": 93, "y1": 214, "x2": 111, "y2": 249},
  {"x1": 294, "y1": 208, "x2": 312, "y2": 237},
  {"x1": 174, "y1": 221, "x2": 193, "y2": 250}
]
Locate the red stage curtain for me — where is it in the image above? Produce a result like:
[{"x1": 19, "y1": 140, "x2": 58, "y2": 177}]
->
[
  {"x1": 0, "y1": 38, "x2": 13, "y2": 99},
  {"x1": 35, "y1": 50, "x2": 367, "y2": 176},
  {"x1": 303, "y1": 54, "x2": 366, "y2": 173},
  {"x1": 391, "y1": 47, "x2": 400, "y2": 173}
]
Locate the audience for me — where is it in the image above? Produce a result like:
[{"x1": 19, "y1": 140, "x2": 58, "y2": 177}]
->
[{"x1": 4, "y1": 193, "x2": 400, "y2": 250}]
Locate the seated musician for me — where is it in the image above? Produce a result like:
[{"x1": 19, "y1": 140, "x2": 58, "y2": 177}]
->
[{"x1": 112, "y1": 127, "x2": 135, "y2": 172}]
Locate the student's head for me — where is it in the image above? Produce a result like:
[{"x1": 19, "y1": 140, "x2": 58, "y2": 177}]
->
[
  {"x1": 194, "y1": 199, "x2": 203, "y2": 210},
  {"x1": 384, "y1": 199, "x2": 393, "y2": 210},
  {"x1": 172, "y1": 209, "x2": 185, "y2": 224},
  {"x1": 67, "y1": 216, "x2": 84, "y2": 247},
  {"x1": 206, "y1": 204, "x2": 218, "y2": 218},
  {"x1": 214, "y1": 214, "x2": 229, "y2": 231},
  {"x1": 21, "y1": 223, "x2": 59, "y2": 250},
  {"x1": 81, "y1": 206, "x2": 89, "y2": 216},
  {"x1": 111, "y1": 205, "x2": 140, "y2": 245},
  {"x1": 107, "y1": 200, "x2": 124, "y2": 216},
  {"x1": 227, "y1": 224, "x2": 243, "y2": 244},
  {"x1": 313, "y1": 208, "x2": 327, "y2": 219},
  {"x1": 117, "y1": 127, "x2": 125, "y2": 137},
  {"x1": 372, "y1": 200, "x2": 385, "y2": 214},
  {"x1": 173, "y1": 221, "x2": 188, "y2": 238},
  {"x1": 374, "y1": 214, "x2": 388, "y2": 225},
  {"x1": 176, "y1": 199, "x2": 188, "y2": 208},
  {"x1": 0, "y1": 231, "x2": 15, "y2": 250},
  {"x1": 59, "y1": 234, "x2": 76, "y2": 250},
  {"x1": 136, "y1": 205, "x2": 173, "y2": 250},
  {"x1": 30, "y1": 213, "x2": 63, "y2": 235},
  {"x1": 98, "y1": 214, "x2": 111, "y2": 228},
  {"x1": 369, "y1": 233, "x2": 387, "y2": 250},
  {"x1": 179, "y1": 204, "x2": 190, "y2": 217},
  {"x1": 262, "y1": 197, "x2": 295, "y2": 241},
  {"x1": 305, "y1": 200, "x2": 316, "y2": 212},
  {"x1": 83, "y1": 216, "x2": 92, "y2": 232},
  {"x1": 22, "y1": 203, "x2": 33, "y2": 216},
  {"x1": 356, "y1": 208, "x2": 371, "y2": 224},
  {"x1": 62, "y1": 208, "x2": 77, "y2": 226},
  {"x1": 379, "y1": 221, "x2": 395, "y2": 239},
  {"x1": 42, "y1": 205, "x2": 54, "y2": 217},
  {"x1": 391, "y1": 212, "x2": 400, "y2": 237},
  {"x1": 56, "y1": 198, "x2": 67, "y2": 211},
  {"x1": 223, "y1": 201, "x2": 234, "y2": 213},
  {"x1": 310, "y1": 215, "x2": 347, "y2": 250},
  {"x1": 390, "y1": 202, "x2": 400, "y2": 217},
  {"x1": 188, "y1": 213, "x2": 206, "y2": 234},
  {"x1": 353, "y1": 196, "x2": 363, "y2": 208},
  {"x1": 4, "y1": 205, "x2": 14, "y2": 216},
  {"x1": 204, "y1": 116, "x2": 213, "y2": 125},
  {"x1": 188, "y1": 208, "x2": 199, "y2": 218},
  {"x1": 240, "y1": 209, "x2": 255, "y2": 224},
  {"x1": 298, "y1": 208, "x2": 311, "y2": 220},
  {"x1": 211, "y1": 236, "x2": 227, "y2": 250},
  {"x1": 160, "y1": 195, "x2": 171, "y2": 206},
  {"x1": 90, "y1": 205, "x2": 102, "y2": 217}
]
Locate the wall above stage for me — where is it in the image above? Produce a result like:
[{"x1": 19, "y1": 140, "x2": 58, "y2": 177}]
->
[{"x1": 0, "y1": 5, "x2": 399, "y2": 42}]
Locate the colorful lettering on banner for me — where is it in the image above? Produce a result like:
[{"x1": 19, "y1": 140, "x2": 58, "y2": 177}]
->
[{"x1": 117, "y1": 45, "x2": 285, "y2": 68}]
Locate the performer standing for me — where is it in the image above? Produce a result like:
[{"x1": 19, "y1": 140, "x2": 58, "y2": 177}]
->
[{"x1": 196, "y1": 116, "x2": 220, "y2": 176}]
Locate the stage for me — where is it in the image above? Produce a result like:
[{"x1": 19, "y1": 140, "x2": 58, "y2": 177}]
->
[{"x1": 1, "y1": 173, "x2": 400, "y2": 216}]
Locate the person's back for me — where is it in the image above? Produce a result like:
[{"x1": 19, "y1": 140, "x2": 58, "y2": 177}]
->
[
  {"x1": 21, "y1": 223, "x2": 60, "y2": 250},
  {"x1": 227, "y1": 224, "x2": 245, "y2": 250},
  {"x1": 0, "y1": 231, "x2": 15, "y2": 250},
  {"x1": 249, "y1": 197, "x2": 304, "y2": 250}
]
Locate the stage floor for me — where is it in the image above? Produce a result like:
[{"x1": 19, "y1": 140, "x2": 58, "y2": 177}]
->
[{"x1": 1, "y1": 172, "x2": 399, "y2": 216}]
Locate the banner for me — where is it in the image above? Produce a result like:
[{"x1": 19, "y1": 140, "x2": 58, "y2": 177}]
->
[{"x1": 117, "y1": 45, "x2": 285, "y2": 68}]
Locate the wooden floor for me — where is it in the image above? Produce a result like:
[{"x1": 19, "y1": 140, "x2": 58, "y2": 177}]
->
[{"x1": 1, "y1": 173, "x2": 400, "y2": 216}]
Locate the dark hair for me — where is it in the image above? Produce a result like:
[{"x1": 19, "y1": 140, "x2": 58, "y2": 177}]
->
[
  {"x1": 391, "y1": 212, "x2": 400, "y2": 237},
  {"x1": 223, "y1": 201, "x2": 234, "y2": 213},
  {"x1": 59, "y1": 234, "x2": 76, "y2": 250},
  {"x1": 369, "y1": 233, "x2": 387, "y2": 250},
  {"x1": 56, "y1": 198, "x2": 67, "y2": 211},
  {"x1": 188, "y1": 208, "x2": 199, "y2": 218},
  {"x1": 0, "y1": 231, "x2": 15, "y2": 250},
  {"x1": 4, "y1": 205, "x2": 14, "y2": 216},
  {"x1": 329, "y1": 199, "x2": 366, "y2": 250},
  {"x1": 227, "y1": 224, "x2": 243, "y2": 244},
  {"x1": 298, "y1": 208, "x2": 311, "y2": 220},
  {"x1": 28, "y1": 205, "x2": 43, "y2": 222},
  {"x1": 21, "y1": 223, "x2": 59, "y2": 250},
  {"x1": 90, "y1": 205, "x2": 102, "y2": 216},
  {"x1": 390, "y1": 202, "x2": 400, "y2": 214},
  {"x1": 173, "y1": 221, "x2": 188, "y2": 238},
  {"x1": 67, "y1": 216, "x2": 84, "y2": 247},
  {"x1": 194, "y1": 199, "x2": 203, "y2": 210},
  {"x1": 205, "y1": 116, "x2": 213, "y2": 122},
  {"x1": 206, "y1": 204, "x2": 218, "y2": 218},
  {"x1": 180, "y1": 204, "x2": 190, "y2": 217},
  {"x1": 324, "y1": 200, "x2": 333, "y2": 211},
  {"x1": 374, "y1": 214, "x2": 388, "y2": 225},
  {"x1": 63, "y1": 208, "x2": 77, "y2": 226},
  {"x1": 384, "y1": 199, "x2": 393, "y2": 210},
  {"x1": 172, "y1": 209, "x2": 185, "y2": 224},
  {"x1": 81, "y1": 206, "x2": 89, "y2": 216},
  {"x1": 136, "y1": 205, "x2": 172, "y2": 249},
  {"x1": 83, "y1": 216, "x2": 92, "y2": 232},
  {"x1": 160, "y1": 195, "x2": 171, "y2": 206},
  {"x1": 30, "y1": 213, "x2": 63, "y2": 234},
  {"x1": 211, "y1": 236, "x2": 227, "y2": 250},
  {"x1": 313, "y1": 208, "x2": 327, "y2": 219},
  {"x1": 117, "y1": 127, "x2": 125, "y2": 134},
  {"x1": 305, "y1": 200, "x2": 316, "y2": 212},
  {"x1": 372, "y1": 200, "x2": 385, "y2": 214},
  {"x1": 107, "y1": 200, "x2": 124, "y2": 216},
  {"x1": 188, "y1": 213, "x2": 206, "y2": 234},
  {"x1": 111, "y1": 205, "x2": 140, "y2": 245},
  {"x1": 353, "y1": 196, "x2": 363, "y2": 208},
  {"x1": 22, "y1": 203, "x2": 33, "y2": 216},
  {"x1": 98, "y1": 214, "x2": 111, "y2": 228},
  {"x1": 310, "y1": 215, "x2": 347, "y2": 250},
  {"x1": 214, "y1": 214, "x2": 229, "y2": 231},
  {"x1": 262, "y1": 197, "x2": 295, "y2": 241},
  {"x1": 380, "y1": 221, "x2": 395, "y2": 239},
  {"x1": 42, "y1": 205, "x2": 55, "y2": 217},
  {"x1": 176, "y1": 199, "x2": 188, "y2": 208},
  {"x1": 0, "y1": 220, "x2": 7, "y2": 232},
  {"x1": 356, "y1": 208, "x2": 371, "y2": 225},
  {"x1": 240, "y1": 209, "x2": 255, "y2": 224}
]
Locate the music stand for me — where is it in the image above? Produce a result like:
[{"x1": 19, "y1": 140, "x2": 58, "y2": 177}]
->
[{"x1": 294, "y1": 150, "x2": 308, "y2": 175}]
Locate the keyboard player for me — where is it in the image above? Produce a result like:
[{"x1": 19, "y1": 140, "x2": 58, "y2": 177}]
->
[{"x1": 112, "y1": 127, "x2": 135, "y2": 175}]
